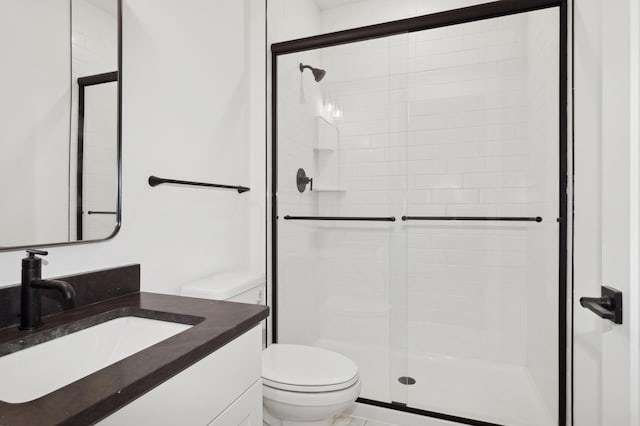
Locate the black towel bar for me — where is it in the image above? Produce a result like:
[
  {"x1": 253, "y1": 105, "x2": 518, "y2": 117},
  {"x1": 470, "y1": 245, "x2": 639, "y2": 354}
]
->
[
  {"x1": 283, "y1": 215, "x2": 396, "y2": 222},
  {"x1": 401, "y1": 216, "x2": 542, "y2": 222},
  {"x1": 148, "y1": 176, "x2": 249, "y2": 193}
]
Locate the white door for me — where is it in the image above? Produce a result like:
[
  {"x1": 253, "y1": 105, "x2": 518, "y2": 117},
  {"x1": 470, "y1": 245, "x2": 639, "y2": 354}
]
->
[{"x1": 573, "y1": 0, "x2": 640, "y2": 425}]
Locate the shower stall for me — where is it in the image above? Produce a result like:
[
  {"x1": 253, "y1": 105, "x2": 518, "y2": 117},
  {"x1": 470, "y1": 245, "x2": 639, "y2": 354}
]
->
[{"x1": 271, "y1": 1, "x2": 567, "y2": 425}]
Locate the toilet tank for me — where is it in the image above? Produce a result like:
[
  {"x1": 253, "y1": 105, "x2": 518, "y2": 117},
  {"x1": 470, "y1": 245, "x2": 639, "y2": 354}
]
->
[{"x1": 180, "y1": 270, "x2": 265, "y2": 305}]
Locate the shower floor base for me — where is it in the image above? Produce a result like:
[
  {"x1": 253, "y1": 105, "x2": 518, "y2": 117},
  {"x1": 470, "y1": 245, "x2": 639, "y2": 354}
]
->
[{"x1": 316, "y1": 339, "x2": 555, "y2": 426}]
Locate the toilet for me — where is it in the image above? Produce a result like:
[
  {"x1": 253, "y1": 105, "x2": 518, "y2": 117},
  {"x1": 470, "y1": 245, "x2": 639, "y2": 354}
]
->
[{"x1": 180, "y1": 271, "x2": 361, "y2": 426}]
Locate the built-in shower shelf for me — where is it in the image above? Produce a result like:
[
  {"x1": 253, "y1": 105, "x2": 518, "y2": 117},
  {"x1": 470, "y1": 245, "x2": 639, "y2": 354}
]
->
[{"x1": 313, "y1": 187, "x2": 346, "y2": 192}]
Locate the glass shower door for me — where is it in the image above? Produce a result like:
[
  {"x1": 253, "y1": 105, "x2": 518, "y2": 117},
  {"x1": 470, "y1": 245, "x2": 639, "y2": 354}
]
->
[
  {"x1": 403, "y1": 9, "x2": 560, "y2": 426},
  {"x1": 273, "y1": 3, "x2": 564, "y2": 425},
  {"x1": 274, "y1": 34, "x2": 410, "y2": 406}
]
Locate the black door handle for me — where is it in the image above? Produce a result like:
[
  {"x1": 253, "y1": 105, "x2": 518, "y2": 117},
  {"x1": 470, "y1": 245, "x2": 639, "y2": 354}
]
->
[{"x1": 579, "y1": 286, "x2": 623, "y2": 324}]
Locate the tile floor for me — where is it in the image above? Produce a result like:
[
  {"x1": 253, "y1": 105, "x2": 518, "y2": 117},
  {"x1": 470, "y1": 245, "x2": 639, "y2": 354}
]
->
[{"x1": 333, "y1": 414, "x2": 397, "y2": 426}]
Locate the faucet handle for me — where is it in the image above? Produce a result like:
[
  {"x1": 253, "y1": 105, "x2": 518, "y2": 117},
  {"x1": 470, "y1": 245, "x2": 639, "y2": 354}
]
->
[{"x1": 26, "y1": 249, "x2": 48, "y2": 258}]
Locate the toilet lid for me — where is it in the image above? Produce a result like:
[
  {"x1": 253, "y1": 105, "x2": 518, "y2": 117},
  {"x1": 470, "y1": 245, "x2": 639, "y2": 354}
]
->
[{"x1": 262, "y1": 344, "x2": 359, "y2": 392}]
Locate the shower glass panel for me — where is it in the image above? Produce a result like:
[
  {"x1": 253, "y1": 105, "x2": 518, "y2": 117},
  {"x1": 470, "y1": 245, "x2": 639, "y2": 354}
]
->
[
  {"x1": 275, "y1": 34, "x2": 410, "y2": 405},
  {"x1": 402, "y1": 9, "x2": 559, "y2": 426},
  {"x1": 273, "y1": 4, "x2": 562, "y2": 426}
]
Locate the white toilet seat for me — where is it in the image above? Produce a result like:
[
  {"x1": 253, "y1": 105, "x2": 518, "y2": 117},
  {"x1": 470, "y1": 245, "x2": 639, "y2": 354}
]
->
[
  {"x1": 262, "y1": 344, "x2": 359, "y2": 392},
  {"x1": 263, "y1": 376, "x2": 359, "y2": 393}
]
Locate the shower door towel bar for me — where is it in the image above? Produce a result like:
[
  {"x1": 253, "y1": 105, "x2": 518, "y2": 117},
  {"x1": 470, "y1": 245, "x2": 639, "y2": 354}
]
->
[
  {"x1": 87, "y1": 211, "x2": 117, "y2": 215},
  {"x1": 148, "y1": 176, "x2": 250, "y2": 193},
  {"x1": 283, "y1": 215, "x2": 396, "y2": 222},
  {"x1": 401, "y1": 216, "x2": 542, "y2": 222}
]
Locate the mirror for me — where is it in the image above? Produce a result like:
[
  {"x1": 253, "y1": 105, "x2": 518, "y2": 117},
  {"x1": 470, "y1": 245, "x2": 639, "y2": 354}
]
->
[{"x1": 0, "y1": 0, "x2": 121, "y2": 250}]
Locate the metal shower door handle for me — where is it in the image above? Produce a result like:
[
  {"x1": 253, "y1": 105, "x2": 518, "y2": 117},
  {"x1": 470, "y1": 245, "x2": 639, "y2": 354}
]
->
[{"x1": 579, "y1": 286, "x2": 623, "y2": 324}]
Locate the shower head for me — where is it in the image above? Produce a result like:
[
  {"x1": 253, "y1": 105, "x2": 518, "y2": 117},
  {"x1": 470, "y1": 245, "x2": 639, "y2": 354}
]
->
[{"x1": 299, "y1": 63, "x2": 326, "y2": 82}]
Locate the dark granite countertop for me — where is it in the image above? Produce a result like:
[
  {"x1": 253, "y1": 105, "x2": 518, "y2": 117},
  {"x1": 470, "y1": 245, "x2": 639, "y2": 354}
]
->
[{"x1": 0, "y1": 292, "x2": 269, "y2": 426}]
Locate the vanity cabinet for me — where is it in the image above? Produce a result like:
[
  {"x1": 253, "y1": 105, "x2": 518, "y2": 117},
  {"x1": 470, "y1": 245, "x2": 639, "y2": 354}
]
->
[
  {"x1": 99, "y1": 326, "x2": 262, "y2": 425},
  {"x1": 208, "y1": 380, "x2": 262, "y2": 426}
]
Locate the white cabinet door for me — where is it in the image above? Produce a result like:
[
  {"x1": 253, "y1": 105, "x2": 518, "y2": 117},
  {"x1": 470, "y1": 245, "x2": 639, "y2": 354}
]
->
[
  {"x1": 207, "y1": 380, "x2": 262, "y2": 426},
  {"x1": 573, "y1": 0, "x2": 640, "y2": 425},
  {"x1": 99, "y1": 326, "x2": 262, "y2": 425}
]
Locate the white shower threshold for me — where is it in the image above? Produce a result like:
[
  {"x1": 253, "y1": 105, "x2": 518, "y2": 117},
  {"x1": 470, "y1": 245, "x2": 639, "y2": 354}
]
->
[{"x1": 317, "y1": 339, "x2": 555, "y2": 426}]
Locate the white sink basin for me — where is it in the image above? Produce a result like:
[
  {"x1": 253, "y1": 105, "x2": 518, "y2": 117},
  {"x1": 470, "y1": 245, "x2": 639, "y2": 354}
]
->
[{"x1": 0, "y1": 316, "x2": 192, "y2": 403}]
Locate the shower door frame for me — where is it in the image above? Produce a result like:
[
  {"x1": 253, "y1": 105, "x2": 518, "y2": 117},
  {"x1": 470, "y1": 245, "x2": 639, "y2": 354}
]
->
[
  {"x1": 270, "y1": 0, "x2": 569, "y2": 424},
  {"x1": 76, "y1": 71, "x2": 119, "y2": 241}
]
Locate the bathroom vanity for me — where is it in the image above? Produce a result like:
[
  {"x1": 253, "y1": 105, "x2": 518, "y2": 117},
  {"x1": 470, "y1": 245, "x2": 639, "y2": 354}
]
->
[
  {"x1": 0, "y1": 265, "x2": 268, "y2": 425},
  {"x1": 100, "y1": 325, "x2": 263, "y2": 425}
]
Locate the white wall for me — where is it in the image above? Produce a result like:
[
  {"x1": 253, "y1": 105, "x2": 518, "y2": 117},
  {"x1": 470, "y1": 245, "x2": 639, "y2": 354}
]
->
[
  {"x1": 573, "y1": 1, "x2": 640, "y2": 425},
  {"x1": 0, "y1": 0, "x2": 71, "y2": 247},
  {"x1": 0, "y1": 0, "x2": 266, "y2": 296},
  {"x1": 572, "y1": 0, "x2": 603, "y2": 422},
  {"x1": 72, "y1": 0, "x2": 118, "y2": 75},
  {"x1": 268, "y1": 0, "x2": 321, "y2": 42},
  {"x1": 320, "y1": 0, "x2": 493, "y2": 34}
]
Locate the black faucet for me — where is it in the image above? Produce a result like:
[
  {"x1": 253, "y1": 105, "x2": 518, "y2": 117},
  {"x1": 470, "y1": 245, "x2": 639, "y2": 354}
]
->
[{"x1": 20, "y1": 249, "x2": 76, "y2": 330}]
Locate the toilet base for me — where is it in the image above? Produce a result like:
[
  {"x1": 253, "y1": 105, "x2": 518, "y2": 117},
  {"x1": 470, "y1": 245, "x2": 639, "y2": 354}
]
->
[
  {"x1": 263, "y1": 409, "x2": 333, "y2": 426},
  {"x1": 262, "y1": 379, "x2": 361, "y2": 426}
]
